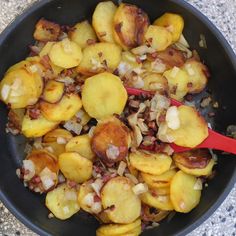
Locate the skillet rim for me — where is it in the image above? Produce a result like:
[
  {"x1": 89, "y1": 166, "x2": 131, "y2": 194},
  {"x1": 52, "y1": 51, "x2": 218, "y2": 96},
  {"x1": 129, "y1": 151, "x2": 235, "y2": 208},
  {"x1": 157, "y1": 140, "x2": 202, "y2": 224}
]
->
[{"x1": 0, "y1": 0, "x2": 235, "y2": 235}]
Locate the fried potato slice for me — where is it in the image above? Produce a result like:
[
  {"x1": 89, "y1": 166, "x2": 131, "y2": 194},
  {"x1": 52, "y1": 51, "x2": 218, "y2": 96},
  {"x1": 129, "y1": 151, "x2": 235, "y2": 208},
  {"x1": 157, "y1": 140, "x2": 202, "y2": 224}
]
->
[
  {"x1": 154, "y1": 13, "x2": 184, "y2": 42},
  {"x1": 49, "y1": 38, "x2": 83, "y2": 68},
  {"x1": 170, "y1": 170, "x2": 201, "y2": 213},
  {"x1": 101, "y1": 177, "x2": 141, "y2": 224},
  {"x1": 69, "y1": 21, "x2": 97, "y2": 49},
  {"x1": 82, "y1": 72, "x2": 127, "y2": 119},
  {"x1": 77, "y1": 42, "x2": 121, "y2": 75},
  {"x1": 113, "y1": 3, "x2": 149, "y2": 50},
  {"x1": 46, "y1": 183, "x2": 80, "y2": 220},
  {"x1": 92, "y1": 1, "x2": 117, "y2": 43},
  {"x1": 163, "y1": 66, "x2": 189, "y2": 101},
  {"x1": 144, "y1": 25, "x2": 172, "y2": 51},
  {"x1": 182, "y1": 59, "x2": 209, "y2": 93},
  {"x1": 40, "y1": 93, "x2": 82, "y2": 122},
  {"x1": 92, "y1": 116, "x2": 130, "y2": 165},
  {"x1": 96, "y1": 211, "x2": 112, "y2": 224},
  {"x1": 42, "y1": 80, "x2": 64, "y2": 104},
  {"x1": 22, "y1": 113, "x2": 59, "y2": 138},
  {"x1": 0, "y1": 69, "x2": 40, "y2": 108},
  {"x1": 142, "y1": 73, "x2": 168, "y2": 92},
  {"x1": 65, "y1": 134, "x2": 95, "y2": 161},
  {"x1": 173, "y1": 149, "x2": 215, "y2": 176},
  {"x1": 168, "y1": 105, "x2": 208, "y2": 148},
  {"x1": 77, "y1": 180, "x2": 94, "y2": 213},
  {"x1": 59, "y1": 152, "x2": 92, "y2": 183},
  {"x1": 140, "y1": 190, "x2": 174, "y2": 211},
  {"x1": 27, "y1": 149, "x2": 58, "y2": 174},
  {"x1": 141, "y1": 169, "x2": 177, "y2": 189},
  {"x1": 96, "y1": 218, "x2": 141, "y2": 236},
  {"x1": 142, "y1": 204, "x2": 170, "y2": 222},
  {"x1": 33, "y1": 18, "x2": 61, "y2": 42},
  {"x1": 129, "y1": 151, "x2": 172, "y2": 175}
]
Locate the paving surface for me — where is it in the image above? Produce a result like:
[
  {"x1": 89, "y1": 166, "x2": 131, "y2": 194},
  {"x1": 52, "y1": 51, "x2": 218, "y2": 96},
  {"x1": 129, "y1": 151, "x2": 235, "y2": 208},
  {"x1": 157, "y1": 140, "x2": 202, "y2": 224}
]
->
[{"x1": 0, "y1": 0, "x2": 235, "y2": 235}]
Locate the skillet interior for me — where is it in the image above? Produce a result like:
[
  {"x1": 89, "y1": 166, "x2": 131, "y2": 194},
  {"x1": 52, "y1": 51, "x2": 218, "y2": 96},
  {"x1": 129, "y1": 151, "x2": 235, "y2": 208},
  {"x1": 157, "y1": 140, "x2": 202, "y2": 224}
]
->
[{"x1": 0, "y1": 0, "x2": 235, "y2": 235}]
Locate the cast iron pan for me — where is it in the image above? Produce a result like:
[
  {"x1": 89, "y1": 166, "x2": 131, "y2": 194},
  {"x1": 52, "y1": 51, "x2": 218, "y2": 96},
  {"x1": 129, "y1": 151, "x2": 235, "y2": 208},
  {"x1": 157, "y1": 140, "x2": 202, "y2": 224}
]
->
[{"x1": 0, "y1": 0, "x2": 235, "y2": 235}]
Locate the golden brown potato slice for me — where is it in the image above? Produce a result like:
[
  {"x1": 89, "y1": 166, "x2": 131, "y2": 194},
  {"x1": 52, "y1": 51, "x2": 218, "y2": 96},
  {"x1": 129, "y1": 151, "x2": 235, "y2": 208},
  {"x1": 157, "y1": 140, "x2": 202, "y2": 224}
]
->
[
  {"x1": 27, "y1": 149, "x2": 58, "y2": 174},
  {"x1": 182, "y1": 59, "x2": 209, "y2": 93},
  {"x1": 142, "y1": 73, "x2": 168, "y2": 92},
  {"x1": 154, "y1": 13, "x2": 184, "y2": 42},
  {"x1": 82, "y1": 72, "x2": 127, "y2": 119},
  {"x1": 22, "y1": 113, "x2": 59, "y2": 138},
  {"x1": 49, "y1": 38, "x2": 83, "y2": 69},
  {"x1": 39, "y1": 42, "x2": 55, "y2": 58},
  {"x1": 77, "y1": 42, "x2": 121, "y2": 75},
  {"x1": 142, "y1": 204, "x2": 169, "y2": 222},
  {"x1": 170, "y1": 170, "x2": 201, "y2": 213},
  {"x1": 59, "y1": 152, "x2": 92, "y2": 183},
  {"x1": 77, "y1": 180, "x2": 94, "y2": 213},
  {"x1": 0, "y1": 69, "x2": 40, "y2": 108},
  {"x1": 46, "y1": 183, "x2": 80, "y2": 220},
  {"x1": 40, "y1": 93, "x2": 82, "y2": 122},
  {"x1": 96, "y1": 218, "x2": 141, "y2": 236},
  {"x1": 33, "y1": 18, "x2": 61, "y2": 41},
  {"x1": 113, "y1": 3, "x2": 149, "y2": 49},
  {"x1": 144, "y1": 25, "x2": 172, "y2": 51},
  {"x1": 42, "y1": 80, "x2": 64, "y2": 104},
  {"x1": 167, "y1": 105, "x2": 208, "y2": 148},
  {"x1": 129, "y1": 151, "x2": 172, "y2": 175},
  {"x1": 173, "y1": 149, "x2": 215, "y2": 176},
  {"x1": 69, "y1": 21, "x2": 97, "y2": 49},
  {"x1": 65, "y1": 135, "x2": 95, "y2": 161},
  {"x1": 43, "y1": 129, "x2": 73, "y2": 143},
  {"x1": 92, "y1": 1, "x2": 117, "y2": 43},
  {"x1": 43, "y1": 142, "x2": 65, "y2": 158},
  {"x1": 163, "y1": 67, "x2": 189, "y2": 101},
  {"x1": 141, "y1": 169, "x2": 177, "y2": 188},
  {"x1": 92, "y1": 116, "x2": 130, "y2": 165},
  {"x1": 101, "y1": 177, "x2": 141, "y2": 224},
  {"x1": 140, "y1": 190, "x2": 174, "y2": 211}
]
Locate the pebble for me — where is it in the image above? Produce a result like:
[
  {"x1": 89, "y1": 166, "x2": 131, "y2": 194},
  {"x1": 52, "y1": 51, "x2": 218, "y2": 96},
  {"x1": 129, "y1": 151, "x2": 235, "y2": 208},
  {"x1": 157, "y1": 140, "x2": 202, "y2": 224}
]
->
[{"x1": 0, "y1": 0, "x2": 235, "y2": 236}]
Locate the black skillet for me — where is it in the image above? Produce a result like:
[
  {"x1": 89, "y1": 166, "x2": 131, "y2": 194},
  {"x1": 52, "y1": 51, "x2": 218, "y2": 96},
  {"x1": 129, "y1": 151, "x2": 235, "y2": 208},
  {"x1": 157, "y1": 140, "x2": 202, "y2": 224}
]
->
[{"x1": 0, "y1": 0, "x2": 235, "y2": 235}]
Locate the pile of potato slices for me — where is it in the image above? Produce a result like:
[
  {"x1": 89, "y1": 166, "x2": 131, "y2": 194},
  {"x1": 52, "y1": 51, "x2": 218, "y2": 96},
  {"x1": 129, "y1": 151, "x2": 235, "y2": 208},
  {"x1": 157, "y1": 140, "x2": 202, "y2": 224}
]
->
[{"x1": 0, "y1": 1, "x2": 216, "y2": 235}]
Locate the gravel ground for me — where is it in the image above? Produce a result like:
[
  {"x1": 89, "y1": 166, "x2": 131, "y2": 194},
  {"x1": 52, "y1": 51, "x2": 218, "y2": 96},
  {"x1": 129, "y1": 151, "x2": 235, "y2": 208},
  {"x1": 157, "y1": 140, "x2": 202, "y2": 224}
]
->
[{"x1": 0, "y1": 0, "x2": 235, "y2": 235}]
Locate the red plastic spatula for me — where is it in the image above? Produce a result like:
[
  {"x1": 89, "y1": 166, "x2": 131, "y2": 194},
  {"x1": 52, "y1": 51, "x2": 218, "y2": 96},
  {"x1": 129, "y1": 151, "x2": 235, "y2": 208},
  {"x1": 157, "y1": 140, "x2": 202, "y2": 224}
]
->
[{"x1": 126, "y1": 87, "x2": 236, "y2": 155}]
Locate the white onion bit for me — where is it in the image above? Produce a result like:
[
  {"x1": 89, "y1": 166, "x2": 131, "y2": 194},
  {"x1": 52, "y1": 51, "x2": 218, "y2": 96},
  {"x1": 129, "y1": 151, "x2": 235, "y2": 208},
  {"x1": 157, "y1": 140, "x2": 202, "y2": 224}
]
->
[
  {"x1": 193, "y1": 178, "x2": 203, "y2": 190},
  {"x1": 117, "y1": 161, "x2": 127, "y2": 176},
  {"x1": 132, "y1": 183, "x2": 148, "y2": 195},
  {"x1": 165, "y1": 106, "x2": 180, "y2": 130}
]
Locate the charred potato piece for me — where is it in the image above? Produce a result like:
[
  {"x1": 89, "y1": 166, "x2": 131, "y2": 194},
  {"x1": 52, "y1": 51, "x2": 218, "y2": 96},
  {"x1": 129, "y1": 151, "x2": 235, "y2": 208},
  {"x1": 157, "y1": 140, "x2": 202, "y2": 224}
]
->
[
  {"x1": 59, "y1": 152, "x2": 92, "y2": 183},
  {"x1": 49, "y1": 38, "x2": 83, "y2": 69},
  {"x1": 129, "y1": 151, "x2": 172, "y2": 175},
  {"x1": 46, "y1": 183, "x2": 80, "y2": 220},
  {"x1": 33, "y1": 18, "x2": 61, "y2": 42},
  {"x1": 101, "y1": 177, "x2": 141, "y2": 224},
  {"x1": 170, "y1": 170, "x2": 201, "y2": 213},
  {"x1": 140, "y1": 190, "x2": 174, "y2": 211},
  {"x1": 82, "y1": 72, "x2": 127, "y2": 119},
  {"x1": 42, "y1": 80, "x2": 64, "y2": 104},
  {"x1": 92, "y1": 116, "x2": 130, "y2": 165},
  {"x1": 96, "y1": 218, "x2": 141, "y2": 235},
  {"x1": 173, "y1": 149, "x2": 215, "y2": 176},
  {"x1": 182, "y1": 59, "x2": 209, "y2": 93},
  {"x1": 163, "y1": 67, "x2": 189, "y2": 101},
  {"x1": 154, "y1": 13, "x2": 184, "y2": 42},
  {"x1": 113, "y1": 3, "x2": 149, "y2": 50},
  {"x1": 92, "y1": 1, "x2": 117, "y2": 43},
  {"x1": 40, "y1": 93, "x2": 82, "y2": 122},
  {"x1": 142, "y1": 73, "x2": 168, "y2": 92},
  {"x1": 168, "y1": 105, "x2": 208, "y2": 148},
  {"x1": 77, "y1": 43, "x2": 121, "y2": 75},
  {"x1": 141, "y1": 169, "x2": 177, "y2": 189},
  {"x1": 144, "y1": 25, "x2": 172, "y2": 51},
  {"x1": 65, "y1": 135, "x2": 95, "y2": 161},
  {"x1": 69, "y1": 21, "x2": 97, "y2": 49},
  {"x1": 22, "y1": 113, "x2": 59, "y2": 138},
  {"x1": 0, "y1": 69, "x2": 40, "y2": 108}
]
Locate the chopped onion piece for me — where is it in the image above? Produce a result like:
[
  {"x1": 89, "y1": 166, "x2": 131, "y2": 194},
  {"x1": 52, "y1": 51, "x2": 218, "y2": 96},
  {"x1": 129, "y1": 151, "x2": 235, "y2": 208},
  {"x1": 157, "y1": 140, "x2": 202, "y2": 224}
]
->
[
  {"x1": 64, "y1": 120, "x2": 82, "y2": 135},
  {"x1": 88, "y1": 126, "x2": 96, "y2": 137},
  {"x1": 117, "y1": 62, "x2": 131, "y2": 76},
  {"x1": 91, "y1": 179, "x2": 103, "y2": 197},
  {"x1": 131, "y1": 45, "x2": 155, "y2": 55},
  {"x1": 29, "y1": 65, "x2": 38, "y2": 73},
  {"x1": 166, "y1": 106, "x2": 180, "y2": 130},
  {"x1": 117, "y1": 161, "x2": 127, "y2": 176},
  {"x1": 83, "y1": 193, "x2": 94, "y2": 207},
  {"x1": 40, "y1": 175, "x2": 55, "y2": 190},
  {"x1": 199, "y1": 34, "x2": 207, "y2": 48},
  {"x1": 132, "y1": 183, "x2": 148, "y2": 195},
  {"x1": 1, "y1": 84, "x2": 11, "y2": 100},
  {"x1": 57, "y1": 137, "x2": 67, "y2": 144},
  {"x1": 178, "y1": 34, "x2": 190, "y2": 48},
  {"x1": 91, "y1": 202, "x2": 102, "y2": 214},
  {"x1": 151, "y1": 59, "x2": 166, "y2": 73},
  {"x1": 193, "y1": 178, "x2": 203, "y2": 190},
  {"x1": 23, "y1": 160, "x2": 35, "y2": 181},
  {"x1": 125, "y1": 174, "x2": 139, "y2": 184},
  {"x1": 106, "y1": 144, "x2": 120, "y2": 160}
]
